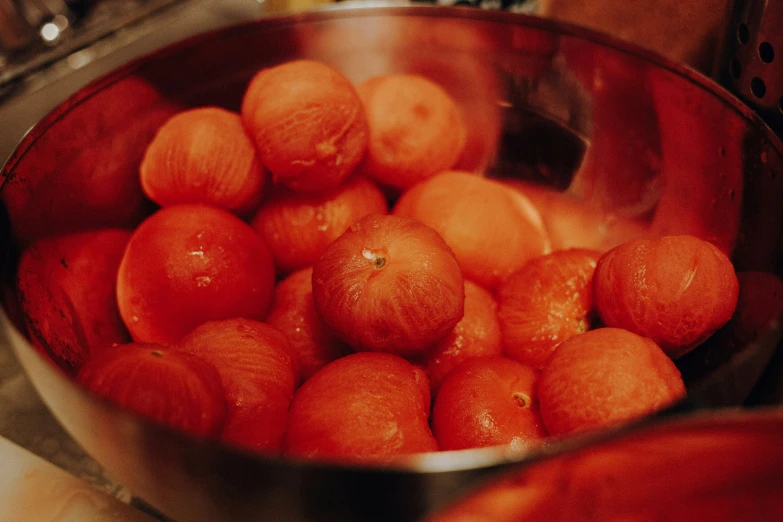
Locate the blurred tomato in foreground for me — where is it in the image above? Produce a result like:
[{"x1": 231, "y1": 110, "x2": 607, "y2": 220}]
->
[{"x1": 427, "y1": 411, "x2": 783, "y2": 522}]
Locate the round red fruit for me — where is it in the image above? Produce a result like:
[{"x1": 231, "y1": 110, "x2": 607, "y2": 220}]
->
[
  {"x1": 393, "y1": 171, "x2": 550, "y2": 290},
  {"x1": 498, "y1": 249, "x2": 600, "y2": 369},
  {"x1": 594, "y1": 235, "x2": 739, "y2": 358},
  {"x1": 432, "y1": 356, "x2": 547, "y2": 451},
  {"x1": 424, "y1": 280, "x2": 503, "y2": 394},
  {"x1": 241, "y1": 60, "x2": 368, "y2": 192},
  {"x1": 357, "y1": 74, "x2": 466, "y2": 190},
  {"x1": 266, "y1": 267, "x2": 347, "y2": 382},
  {"x1": 284, "y1": 352, "x2": 438, "y2": 463},
  {"x1": 176, "y1": 319, "x2": 298, "y2": 453},
  {"x1": 252, "y1": 177, "x2": 388, "y2": 274},
  {"x1": 140, "y1": 107, "x2": 265, "y2": 215},
  {"x1": 116, "y1": 204, "x2": 275, "y2": 344},
  {"x1": 537, "y1": 328, "x2": 686, "y2": 437},
  {"x1": 77, "y1": 343, "x2": 227, "y2": 438},
  {"x1": 312, "y1": 214, "x2": 464, "y2": 357}
]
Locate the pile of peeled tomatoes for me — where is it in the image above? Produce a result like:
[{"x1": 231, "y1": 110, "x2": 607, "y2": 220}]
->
[{"x1": 17, "y1": 59, "x2": 748, "y2": 463}]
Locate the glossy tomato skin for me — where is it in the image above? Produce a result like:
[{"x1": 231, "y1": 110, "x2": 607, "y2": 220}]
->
[
  {"x1": 17, "y1": 229, "x2": 131, "y2": 374},
  {"x1": 266, "y1": 267, "x2": 348, "y2": 382},
  {"x1": 77, "y1": 343, "x2": 227, "y2": 438},
  {"x1": 284, "y1": 352, "x2": 438, "y2": 463},
  {"x1": 498, "y1": 249, "x2": 600, "y2": 369},
  {"x1": 312, "y1": 214, "x2": 464, "y2": 357},
  {"x1": 116, "y1": 204, "x2": 275, "y2": 345},
  {"x1": 424, "y1": 280, "x2": 503, "y2": 394},
  {"x1": 241, "y1": 60, "x2": 368, "y2": 193},
  {"x1": 393, "y1": 172, "x2": 550, "y2": 290},
  {"x1": 432, "y1": 356, "x2": 547, "y2": 451},
  {"x1": 594, "y1": 235, "x2": 739, "y2": 358},
  {"x1": 176, "y1": 318, "x2": 298, "y2": 453},
  {"x1": 251, "y1": 177, "x2": 388, "y2": 275},
  {"x1": 140, "y1": 107, "x2": 265, "y2": 216},
  {"x1": 538, "y1": 328, "x2": 686, "y2": 437}
]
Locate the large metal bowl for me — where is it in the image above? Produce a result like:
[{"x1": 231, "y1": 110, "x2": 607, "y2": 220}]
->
[{"x1": 1, "y1": 4, "x2": 782, "y2": 521}]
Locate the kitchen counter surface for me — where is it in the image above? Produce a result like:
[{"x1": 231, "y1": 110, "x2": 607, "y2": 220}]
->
[{"x1": 0, "y1": 435, "x2": 157, "y2": 522}]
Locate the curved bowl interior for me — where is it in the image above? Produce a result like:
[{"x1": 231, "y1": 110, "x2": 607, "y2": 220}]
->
[{"x1": 1, "y1": 5, "x2": 783, "y2": 522}]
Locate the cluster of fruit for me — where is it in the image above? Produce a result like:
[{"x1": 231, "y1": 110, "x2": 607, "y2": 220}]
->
[{"x1": 16, "y1": 59, "x2": 740, "y2": 463}]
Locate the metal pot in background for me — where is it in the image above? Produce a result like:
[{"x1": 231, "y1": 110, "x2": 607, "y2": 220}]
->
[
  {"x1": 721, "y1": 0, "x2": 783, "y2": 137},
  {"x1": 1, "y1": 5, "x2": 783, "y2": 522},
  {"x1": 427, "y1": 408, "x2": 783, "y2": 522}
]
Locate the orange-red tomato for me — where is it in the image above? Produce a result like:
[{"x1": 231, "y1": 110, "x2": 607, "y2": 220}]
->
[
  {"x1": 241, "y1": 60, "x2": 368, "y2": 192},
  {"x1": 77, "y1": 343, "x2": 227, "y2": 438},
  {"x1": 538, "y1": 328, "x2": 685, "y2": 436},
  {"x1": 176, "y1": 319, "x2": 298, "y2": 453},
  {"x1": 266, "y1": 267, "x2": 348, "y2": 382},
  {"x1": 424, "y1": 280, "x2": 502, "y2": 394},
  {"x1": 312, "y1": 214, "x2": 464, "y2": 357},
  {"x1": 393, "y1": 172, "x2": 550, "y2": 290},
  {"x1": 116, "y1": 204, "x2": 275, "y2": 344},
  {"x1": 140, "y1": 107, "x2": 265, "y2": 215},
  {"x1": 498, "y1": 249, "x2": 600, "y2": 369},
  {"x1": 594, "y1": 235, "x2": 739, "y2": 358},
  {"x1": 284, "y1": 352, "x2": 438, "y2": 462},
  {"x1": 357, "y1": 74, "x2": 466, "y2": 190},
  {"x1": 251, "y1": 177, "x2": 388, "y2": 274},
  {"x1": 1, "y1": 77, "x2": 179, "y2": 245},
  {"x1": 432, "y1": 356, "x2": 547, "y2": 451}
]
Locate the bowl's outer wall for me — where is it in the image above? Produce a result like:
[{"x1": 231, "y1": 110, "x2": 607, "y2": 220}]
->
[{"x1": 1, "y1": 7, "x2": 783, "y2": 522}]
